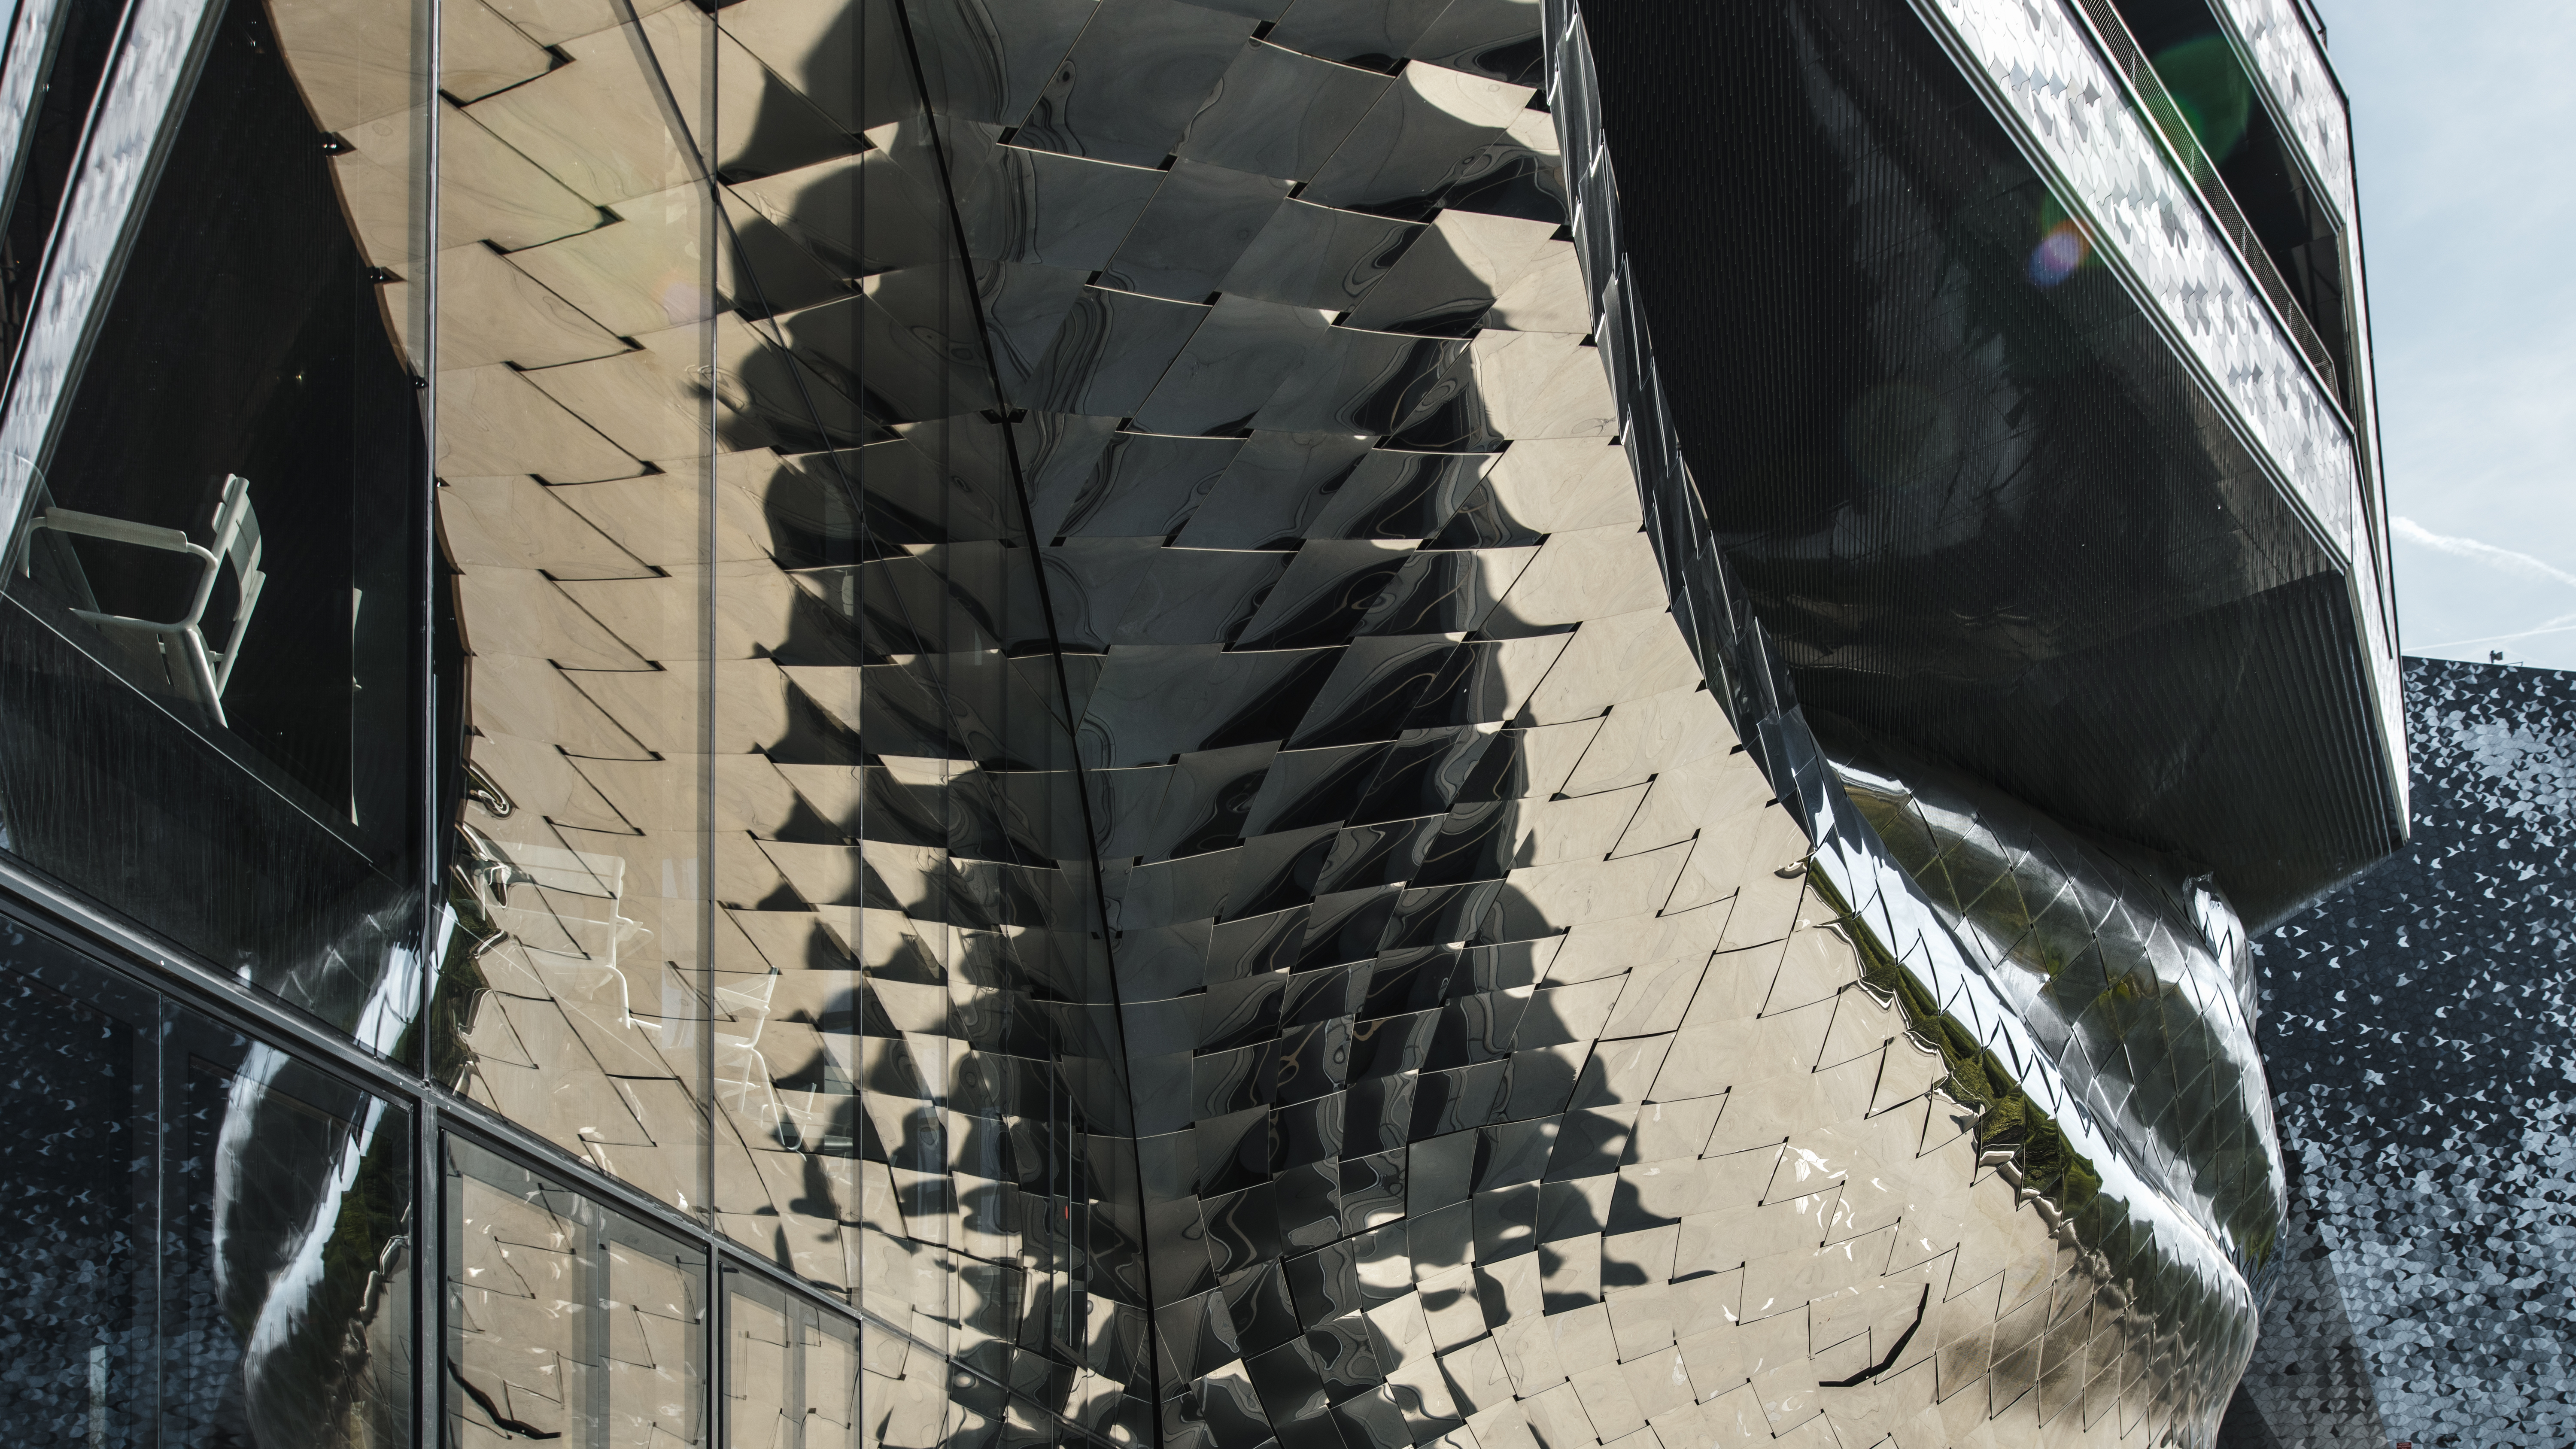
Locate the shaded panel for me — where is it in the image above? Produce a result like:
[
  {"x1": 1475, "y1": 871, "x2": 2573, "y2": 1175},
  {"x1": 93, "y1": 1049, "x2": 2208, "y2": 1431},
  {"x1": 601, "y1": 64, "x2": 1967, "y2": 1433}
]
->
[{"x1": 1571, "y1": 0, "x2": 2400, "y2": 928}]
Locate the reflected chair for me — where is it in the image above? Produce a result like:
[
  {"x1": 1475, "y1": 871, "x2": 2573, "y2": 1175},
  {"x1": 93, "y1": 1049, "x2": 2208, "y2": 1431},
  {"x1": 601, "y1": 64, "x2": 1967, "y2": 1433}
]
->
[{"x1": 20, "y1": 474, "x2": 265, "y2": 726}]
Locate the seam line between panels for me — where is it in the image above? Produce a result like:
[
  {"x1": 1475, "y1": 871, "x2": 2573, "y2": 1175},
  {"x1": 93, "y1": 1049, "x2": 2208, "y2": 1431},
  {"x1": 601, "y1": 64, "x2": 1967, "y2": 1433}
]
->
[
  {"x1": 425, "y1": 5, "x2": 1146, "y2": 1441},
  {"x1": 544, "y1": 4, "x2": 737, "y2": 1437},
  {"x1": 886, "y1": 0, "x2": 1165, "y2": 1426},
  {"x1": 697, "y1": 6, "x2": 723, "y2": 1434},
  {"x1": 417, "y1": 0, "x2": 443, "y2": 1439}
]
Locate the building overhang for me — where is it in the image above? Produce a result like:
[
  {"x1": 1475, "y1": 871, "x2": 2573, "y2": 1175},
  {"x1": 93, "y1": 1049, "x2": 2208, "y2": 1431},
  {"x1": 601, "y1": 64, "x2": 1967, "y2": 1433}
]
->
[{"x1": 1578, "y1": 0, "x2": 2405, "y2": 929}]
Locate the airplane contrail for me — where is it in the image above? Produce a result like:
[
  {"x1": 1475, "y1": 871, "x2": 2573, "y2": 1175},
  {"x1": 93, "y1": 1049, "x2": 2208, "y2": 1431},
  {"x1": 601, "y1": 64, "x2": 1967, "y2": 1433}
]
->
[{"x1": 2394, "y1": 516, "x2": 2576, "y2": 590}]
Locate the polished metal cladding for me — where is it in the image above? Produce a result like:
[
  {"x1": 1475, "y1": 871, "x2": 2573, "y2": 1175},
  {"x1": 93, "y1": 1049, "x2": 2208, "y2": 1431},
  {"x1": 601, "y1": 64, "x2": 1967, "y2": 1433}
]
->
[
  {"x1": 0, "y1": 0, "x2": 2399, "y2": 1440},
  {"x1": 1826, "y1": 739, "x2": 2283, "y2": 1290},
  {"x1": 417, "y1": 0, "x2": 2294, "y2": 1434},
  {"x1": 404, "y1": 0, "x2": 2300, "y2": 1439},
  {"x1": 421, "y1": 0, "x2": 1136, "y2": 1439}
]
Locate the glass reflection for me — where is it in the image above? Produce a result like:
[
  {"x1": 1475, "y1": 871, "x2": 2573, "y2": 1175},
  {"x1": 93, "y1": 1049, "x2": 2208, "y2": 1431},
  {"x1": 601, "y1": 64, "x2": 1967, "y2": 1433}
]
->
[
  {"x1": 724, "y1": 1273, "x2": 861, "y2": 1449},
  {"x1": 0, "y1": 917, "x2": 416, "y2": 1446},
  {"x1": 0, "y1": 938, "x2": 145, "y2": 1444},
  {"x1": 0, "y1": 0, "x2": 136, "y2": 364},
  {"x1": 425, "y1": 0, "x2": 717, "y2": 1212},
  {"x1": 0, "y1": 0, "x2": 431, "y2": 1046},
  {"x1": 442, "y1": 1135, "x2": 705, "y2": 1449},
  {"x1": 18, "y1": 0, "x2": 423, "y2": 815}
]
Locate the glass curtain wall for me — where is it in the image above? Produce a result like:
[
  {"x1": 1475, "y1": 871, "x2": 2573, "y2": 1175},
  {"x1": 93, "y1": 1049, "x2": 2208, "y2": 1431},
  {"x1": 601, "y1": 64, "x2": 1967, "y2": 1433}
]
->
[
  {"x1": 724, "y1": 1272, "x2": 865, "y2": 1449},
  {"x1": 424, "y1": 0, "x2": 721, "y2": 1222},
  {"x1": 0, "y1": 917, "x2": 416, "y2": 1447},
  {"x1": 0, "y1": 0, "x2": 434, "y2": 1048},
  {"x1": 443, "y1": 1136, "x2": 707, "y2": 1448}
]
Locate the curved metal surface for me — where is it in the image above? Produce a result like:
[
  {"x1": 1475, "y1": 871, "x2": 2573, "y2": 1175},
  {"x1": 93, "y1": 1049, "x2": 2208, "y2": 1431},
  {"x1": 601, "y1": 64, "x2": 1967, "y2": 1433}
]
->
[
  {"x1": 1823, "y1": 735, "x2": 2284, "y2": 1291},
  {"x1": 1543, "y1": 0, "x2": 2286, "y2": 1437},
  {"x1": 382, "y1": 0, "x2": 2308, "y2": 1443}
]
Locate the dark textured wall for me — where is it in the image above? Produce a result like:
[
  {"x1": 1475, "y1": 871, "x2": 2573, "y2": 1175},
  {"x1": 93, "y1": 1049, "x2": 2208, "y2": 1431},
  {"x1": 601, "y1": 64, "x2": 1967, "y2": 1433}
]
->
[
  {"x1": 1571, "y1": 0, "x2": 2401, "y2": 931},
  {"x1": 2234, "y1": 656, "x2": 2576, "y2": 1445}
]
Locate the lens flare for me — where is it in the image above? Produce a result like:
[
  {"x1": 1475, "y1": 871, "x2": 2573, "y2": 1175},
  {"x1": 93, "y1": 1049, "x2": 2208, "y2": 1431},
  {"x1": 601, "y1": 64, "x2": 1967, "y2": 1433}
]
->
[{"x1": 2028, "y1": 219, "x2": 2088, "y2": 287}]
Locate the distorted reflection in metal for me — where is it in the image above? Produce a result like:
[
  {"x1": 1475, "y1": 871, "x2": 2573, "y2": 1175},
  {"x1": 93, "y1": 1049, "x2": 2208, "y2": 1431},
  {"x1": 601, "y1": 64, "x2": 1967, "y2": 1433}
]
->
[
  {"x1": 420, "y1": 0, "x2": 1126, "y2": 1437},
  {"x1": 418, "y1": 0, "x2": 2373, "y2": 1436},
  {"x1": 444, "y1": 1135, "x2": 707, "y2": 1446},
  {"x1": 1826, "y1": 732, "x2": 2282, "y2": 1289},
  {"x1": 0, "y1": 0, "x2": 2404, "y2": 1439}
]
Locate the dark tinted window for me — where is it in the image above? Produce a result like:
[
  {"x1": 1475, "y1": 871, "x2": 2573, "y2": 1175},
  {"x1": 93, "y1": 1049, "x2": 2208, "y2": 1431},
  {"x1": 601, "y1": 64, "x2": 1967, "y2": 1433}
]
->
[{"x1": 0, "y1": 917, "x2": 415, "y2": 1446}]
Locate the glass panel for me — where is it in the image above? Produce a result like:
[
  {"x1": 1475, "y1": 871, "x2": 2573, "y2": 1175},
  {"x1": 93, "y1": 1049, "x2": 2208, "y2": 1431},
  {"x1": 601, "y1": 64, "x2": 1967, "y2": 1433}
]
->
[
  {"x1": 0, "y1": 0, "x2": 432, "y2": 1049},
  {"x1": 162, "y1": 1021, "x2": 419, "y2": 1444},
  {"x1": 425, "y1": 0, "x2": 716, "y2": 1210},
  {"x1": 723, "y1": 1273, "x2": 861, "y2": 1449},
  {"x1": 0, "y1": 914, "x2": 417, "y2": 1447},
  {"x1": 443, "y1": 1134, "x2": 705, "y2": 1449},
  {"x1": 854, "y1": 1317, "x2": 978, "y2": 1449},
  {"x1": 699, "y1": 0, "x2": 885, "y2": 1305},
  {"x1": 0, "y1": 927, "x2": 153, "y2": 1446}
]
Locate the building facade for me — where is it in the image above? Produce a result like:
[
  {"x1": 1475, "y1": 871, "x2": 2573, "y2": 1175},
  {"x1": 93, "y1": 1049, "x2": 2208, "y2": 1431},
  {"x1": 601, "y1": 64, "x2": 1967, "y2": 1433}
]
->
[
  {"x1": 0, "y1": 0, "x2": 2400, "y2": 1446},
  {"x1": 2231, "y1": 657, "x2": 2576, "y2": 1448}
]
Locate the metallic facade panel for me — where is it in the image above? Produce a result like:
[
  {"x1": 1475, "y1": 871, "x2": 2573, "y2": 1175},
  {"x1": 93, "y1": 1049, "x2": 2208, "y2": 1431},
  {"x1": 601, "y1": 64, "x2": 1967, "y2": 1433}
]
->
[
  {"x1": 447, "y1": 1134, "x2": 710, "y2": 1446},
  {"x1": 0, "y1": 0, "x2": 2412, "y2": 1442},
  {"x1": 2240, "y1": 658, "x2": 2576, "y2": 1446},
  {"x1": 2207, "y1": 0, "x2": 2351, "y2": 229},
  {"x1": 425, "y1": 2, "x2": 1137, "y2": 1440},
  {"x1": 1925, "y1": 0, "x2": 2405, "y2": 801},
  {"x1": 1927, "y1": 0, "x2": 2369, "y2": 567}
]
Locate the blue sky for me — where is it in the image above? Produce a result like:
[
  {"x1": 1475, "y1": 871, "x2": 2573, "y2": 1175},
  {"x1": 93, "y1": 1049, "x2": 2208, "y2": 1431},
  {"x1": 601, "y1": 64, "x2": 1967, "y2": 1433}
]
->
[{"x1": 2320, "y1": 0, "x2": 2576, "y2": 666}]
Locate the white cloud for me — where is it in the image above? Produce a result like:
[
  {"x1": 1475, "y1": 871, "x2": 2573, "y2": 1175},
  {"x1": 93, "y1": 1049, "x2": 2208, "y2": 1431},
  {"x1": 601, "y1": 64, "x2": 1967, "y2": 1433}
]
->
[
  {"x1": 2323, "y1": 1, "x2": 2576, "y2": 650},
  {"x1": 2391, "y1": 517, "x2": 2576, "y2": 591},
  {"x1": 2412, "y1": 613, "x2": 2576, "y2": 652}
]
